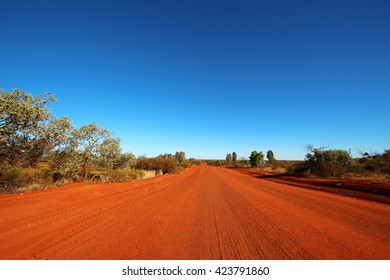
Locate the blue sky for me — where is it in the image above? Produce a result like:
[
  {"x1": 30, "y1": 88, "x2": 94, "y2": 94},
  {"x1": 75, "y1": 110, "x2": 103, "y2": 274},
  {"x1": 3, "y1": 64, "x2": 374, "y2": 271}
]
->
[{"x1": 1, "y1": 0, "x2": 389, "y2": 159}]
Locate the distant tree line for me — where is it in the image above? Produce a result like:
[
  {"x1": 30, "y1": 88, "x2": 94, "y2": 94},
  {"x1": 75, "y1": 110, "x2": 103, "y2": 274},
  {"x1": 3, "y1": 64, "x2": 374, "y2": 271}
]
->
[
  {"x1": 222, "y1": 146, "x2": 390, "y2": 179},
  {"x1": 222, "y1": 150, "x2": 277, "y2": 168}
]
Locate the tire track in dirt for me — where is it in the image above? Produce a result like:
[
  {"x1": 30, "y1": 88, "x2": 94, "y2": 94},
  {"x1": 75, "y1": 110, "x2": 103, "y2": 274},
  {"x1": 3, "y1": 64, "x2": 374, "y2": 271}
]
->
[
  {"x1": 205, "y1": 167, "x2": 315, "y2": 259},
  {"x1": 212, "y1": 167, "x2": 390, "y2": 259},
  {"x1": 0, "y1": 167, "x2": 198, "y2": 259},
  {"x1": 0, "y1": 164, "x2": 389, "y2": 259}
]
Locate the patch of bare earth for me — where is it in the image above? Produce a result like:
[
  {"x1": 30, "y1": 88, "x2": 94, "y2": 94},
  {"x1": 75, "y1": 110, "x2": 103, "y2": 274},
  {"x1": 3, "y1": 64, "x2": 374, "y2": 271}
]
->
[
  {"x1": 235, "y1": 168, "x2": 390, "y2": 204},
  {"x1": 0, "y1": 165, "x2": 389, "y2": 259}
]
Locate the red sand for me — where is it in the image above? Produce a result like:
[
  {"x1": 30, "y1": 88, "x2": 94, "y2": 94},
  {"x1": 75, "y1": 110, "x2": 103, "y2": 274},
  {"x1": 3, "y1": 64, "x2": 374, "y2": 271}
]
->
[{"x1": 0, "y1": 164, "x2": 389, "y2": 259}]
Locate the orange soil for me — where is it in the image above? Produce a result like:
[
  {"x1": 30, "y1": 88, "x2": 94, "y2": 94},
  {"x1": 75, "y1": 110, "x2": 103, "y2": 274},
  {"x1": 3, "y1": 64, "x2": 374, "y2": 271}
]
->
[
  {"x1": 0, "y1": 164, "x2": 389, "y2": 260},
  {"x1": 235, "y1": 168, "x2": 390, "y2": 204}
]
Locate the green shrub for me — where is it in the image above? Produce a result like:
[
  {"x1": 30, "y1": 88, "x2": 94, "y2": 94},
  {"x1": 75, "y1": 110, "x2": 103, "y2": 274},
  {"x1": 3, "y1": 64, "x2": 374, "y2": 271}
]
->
[
  {"x1": 136, "y1": 157, "x2": 177, "y2": 174},
  {"x1": 108, "y1": 169, "x2": 139, "y2": 181},
  {"x1": 0, "y1": 165, "x2": 54, "y2": 193},
  {"x1": 249, "y1": 151, "x2": 265, "y2": 167},
  {"x1": 89, "y1": 169, "x2": 157, "y2": 182},
  {"x1": 291, "y1": 147, "x2": 353, "y2": 178}
]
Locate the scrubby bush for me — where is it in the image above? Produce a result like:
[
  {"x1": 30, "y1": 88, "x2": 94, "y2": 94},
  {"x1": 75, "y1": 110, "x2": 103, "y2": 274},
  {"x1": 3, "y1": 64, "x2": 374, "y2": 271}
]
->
[
  {"x1": 249, "y1": 151, "x2": 265, "y2": 167},
  {"x1": 226, "y1": 153, "x2": 232, "y2": 166},
  {"x1": 266, "y1": 150, "x2": 276, "y2": 166},
  {"x1": 306, "y1": 148, "x2": 353, "y2": 177},
  {"x1": 232, "y1": 152, "x2": 237, "y2": 166},
  {"x1": 0, "y1": 163, "x2": 54, "y2": 193},
  {"x1": 288, "y1": 146, "x2": 353, "y2": 178},
  {"x1": 136, "y1": 157, "x2": 177, "y2": 174},
  {"x1": 175, "y1": 151, "x2": 186, "y2": 164},
  {"x1": 108, "y1": 169, "x2": 147, "y2": 181},
  {"x1": 356, "y1": 150, "x2": 390, "y2": 174}
]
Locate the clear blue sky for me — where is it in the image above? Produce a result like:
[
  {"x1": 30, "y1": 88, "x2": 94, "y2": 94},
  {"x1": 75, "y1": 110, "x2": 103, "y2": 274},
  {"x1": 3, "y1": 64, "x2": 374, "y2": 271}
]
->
[{"x1": 1, "y1": 0, "x2": 389, "y2": 159}]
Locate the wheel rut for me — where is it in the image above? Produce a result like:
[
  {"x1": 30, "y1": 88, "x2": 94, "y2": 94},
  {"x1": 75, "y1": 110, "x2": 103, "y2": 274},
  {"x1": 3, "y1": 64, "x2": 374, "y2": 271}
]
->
[{"x1": 0, "y1": 164, "x2": 389, "y2": 259}]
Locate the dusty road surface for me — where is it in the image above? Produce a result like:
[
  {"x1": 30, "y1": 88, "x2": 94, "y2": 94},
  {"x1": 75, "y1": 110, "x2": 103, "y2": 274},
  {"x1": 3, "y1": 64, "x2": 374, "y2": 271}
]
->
[{"x1": 0, "y1": 164, "x2": 389, "y2": 259}]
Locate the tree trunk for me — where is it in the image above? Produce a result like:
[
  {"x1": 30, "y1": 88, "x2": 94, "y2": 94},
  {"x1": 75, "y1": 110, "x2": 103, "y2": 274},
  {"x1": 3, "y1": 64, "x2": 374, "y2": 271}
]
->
[{"x1": 83, "y1": 155, "x2": 89, "y2": 181}]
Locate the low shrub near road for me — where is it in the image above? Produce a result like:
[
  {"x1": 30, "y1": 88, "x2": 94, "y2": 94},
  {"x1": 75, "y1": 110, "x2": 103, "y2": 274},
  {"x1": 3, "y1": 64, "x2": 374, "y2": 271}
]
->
[
  {"x1": 0, "y1": 165, "x2": 54, "y2": 193},
  {"x1": 136, "y1": 157, "x2": 177, "y2": 174},
  {"x1": 90, "y1": 169, "x2": 157, "y2": 182}
]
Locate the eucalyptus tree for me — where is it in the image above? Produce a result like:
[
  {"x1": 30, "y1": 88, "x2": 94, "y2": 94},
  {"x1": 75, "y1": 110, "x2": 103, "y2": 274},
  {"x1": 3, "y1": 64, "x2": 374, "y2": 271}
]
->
[
  {"x1": 74, "y1": 123, "x2": 111, "y2": 179},
  {"x1": 99, "y1": 136, "x2": 121, "y2": 170},
  {"x1": 0, "y1": 89, "x2": 56, "y2": 167}
]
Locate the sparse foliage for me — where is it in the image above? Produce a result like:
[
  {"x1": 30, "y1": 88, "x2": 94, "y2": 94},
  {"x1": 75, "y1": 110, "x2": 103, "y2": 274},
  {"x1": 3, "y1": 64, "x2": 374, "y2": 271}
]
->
[
  {"x1": 266, "y1": 150, "x2": 276, "y2": 165},
  {"x1": 175, "y1": 151, "x2": 186, "y2": 164},
  {"x1": 0, "y1": 89, "x2": 196, "y2": 192},
  {"x1": 304, "y1": 146, "x2": 353, "y2": 177},
  {"x1": 249, "y1": 151, "x2": 265, "y2": 167},
  {"x1": 0, "y1": 89, "x2": 56, "y2": 167},
  {"x1": 226, "y1": 153, "x2": 232, "y2": 166},
  {"x1": 73, "y1": 123, "x2": 111, "y2": 179},
  {"x1": 99, "y1": 137, "x2": 121, "y2": 170},
  {"x1": 114, "y1": 152, "x2": 136, "y2": 169},
  {"x1": 159, "y1": 153, "x2": 176, "y2": 161},
  {"x1": 136, "y1": 156, "x2": 177, "y2": 174},
  {"x1": 232, "y1": 152, "x2": 237, "y2": 166},
  {"x1": 46, "y1": 116, "x2": 74, "y2": 150},
  {"x1": 356, "y1": 149, "x2": 390, "y2": 174}
]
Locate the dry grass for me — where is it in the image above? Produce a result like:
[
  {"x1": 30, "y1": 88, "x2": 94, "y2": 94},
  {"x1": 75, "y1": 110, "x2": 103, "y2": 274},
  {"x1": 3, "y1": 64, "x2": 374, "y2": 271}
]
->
[
  {"x1": 260, "y1": 166, "x2": 288, "y2": 174},
  {"x1": 344, "y1": 172, "x2": 390, "y2": 182},
  {"x1": 1, "y1": 167, "x2": 159, "y2": 194}
]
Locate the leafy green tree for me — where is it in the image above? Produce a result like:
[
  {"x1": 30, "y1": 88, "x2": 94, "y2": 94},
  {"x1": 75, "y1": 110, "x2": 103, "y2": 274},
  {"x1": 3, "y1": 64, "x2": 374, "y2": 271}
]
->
[
  {"x1": 136, "y1": 156, "x2": 176, "y2": 174},
  {"x1": 114, "y1": 152, "x2": 136, "y2": 169},
  {"x1": 305, "y1": 146, "x2": 353, "y2": 177},
  {"x1": 226, "y1": 153, "x2": 232, "y2": 166},
  {"x1": 99, "y1": 137, "x2": 121, "y2": 170},
  {"x1": 46, "y1": 116, "x2": 75, "y2": 151},
  {"x1": 159, "y1": 153, "x2": 176, "y2": 161},
  {"x1": 45, "y1": 117, "x2": 81, "y2": 179},
  {"x1": 0, "y1": 89, "x2": 56, "y2": 167},
  {"x1": 48, "y1": 119, "x2": 121, "y2": 181},
  {"x1": 249, "y1": 151, "x2": 256, "y2": 167},
  {"x1": 266, "y1": 150, "x2": 276, "y2": 165},
  {"x1": 53, "y1": 151, "x2": 83, "y2": 180},
  {"x1": 232, "y1": 152, "x2": 237, "y2": 166},
  {"x1": 73, "y1": 123, "x2": 111, "y2": 180},
  {"x1": 249, "y1": 151, "x2": 265, "y2": 167},
  {"x1": 175, "y1": 151, "x2": 186, "y2": 164},
  {"x1": 0, "y1": 89, "x2": 130, "y2": 188}
]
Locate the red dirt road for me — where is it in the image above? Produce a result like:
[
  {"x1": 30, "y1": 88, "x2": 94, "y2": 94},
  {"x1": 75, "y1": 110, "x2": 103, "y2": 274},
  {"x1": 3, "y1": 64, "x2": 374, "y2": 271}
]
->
[{"x1": 0, "y1": 164, "x2": 389, "y2": 259}]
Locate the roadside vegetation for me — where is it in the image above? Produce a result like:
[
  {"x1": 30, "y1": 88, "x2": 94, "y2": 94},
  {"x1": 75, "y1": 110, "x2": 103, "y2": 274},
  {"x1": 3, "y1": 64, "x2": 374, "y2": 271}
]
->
[
  {"x1": 216, "y1": 147, "x2": 389, "y2": 182},
  {"x1": 0, "y1": 89, "x2": 190, "y2": 193},
  {"x1": 1, "y1": 89, "x2": 388, "y2": 193},
  {"x1": 284, "y1": 146, "x2": 389, "y2": 181}
]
